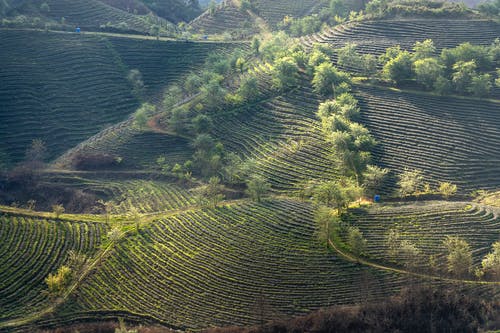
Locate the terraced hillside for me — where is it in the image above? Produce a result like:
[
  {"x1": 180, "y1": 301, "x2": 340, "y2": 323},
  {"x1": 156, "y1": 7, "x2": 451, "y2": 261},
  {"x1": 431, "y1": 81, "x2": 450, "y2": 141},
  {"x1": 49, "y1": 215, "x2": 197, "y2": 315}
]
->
[
  {"x1": 253, "y1": 0, "x2": 327, "y2": 27},
  {"x1": 108, "y1": 37, "x2": 242, "y2": 99},
  {"x1": 12, "y1": 0, "x2": 168, "y2": 33},
  {"x1": 189, "y1": 0, "x2": 258, "y2": 37},
  {"x1": 0, "y1": 213, "x2": 106, "y2": 322},
  {"x1": 303, "y1": 19, "x2": 500, "y2": 54},
  {"x1": 58, "y1": 200, "x2": 403, "y2": 329},
  {"x1": 0, "y1": 30, "x2": 237, "y2": 164},
  {"x1": 348, "y1": 201, "x2": 500, "y2": 268},
  {"x1": 212, "y1": 80, "x2": 337, "y2": 192},
  {"x1": 0, "y1": 30, "x2": 139, "y2": 163},
  {"x1": 355, "y1": 85, "x2": 500, "y2": 192}
]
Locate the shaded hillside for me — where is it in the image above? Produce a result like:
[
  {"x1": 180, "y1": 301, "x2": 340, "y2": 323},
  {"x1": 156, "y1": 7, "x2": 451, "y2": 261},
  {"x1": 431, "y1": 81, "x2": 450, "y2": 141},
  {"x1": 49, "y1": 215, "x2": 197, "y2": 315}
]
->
[
  {"x1": 189, "y1": 0, "x2": 259, "y2": 37},
  {"x1": 0, "y1": 30, "x2": 139, "y2": 163},
  {"x1": 0, "y1": 30, "x2": 237, "y2": 165},
  {"x1": 355, "y1": 85, "x2": 500, "y2": 192}
]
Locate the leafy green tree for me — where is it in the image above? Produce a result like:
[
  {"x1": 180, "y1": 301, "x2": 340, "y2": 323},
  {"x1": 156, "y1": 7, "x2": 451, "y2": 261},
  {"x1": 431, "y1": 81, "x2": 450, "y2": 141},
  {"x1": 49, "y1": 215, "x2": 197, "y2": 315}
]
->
[
  {"x1": 347, "y1": 226, "x2": 367, "y2": 257},
  {"x1": 52, "y1": 204, "x2": 65, "y2": 219},
  {"x1": 308, "y1": 48, "x2": 331, "y2": 69},
  {"x1": 481, "y1": 241, "x2": 500, "y2": 279},
  {"x1": 378, "y1": 45, "x2": 403, "y2": 66},
  {"x1": 191, "y1": 114, "x2": 213, "y2": 134},
  {"x1": 237, "y1": 75, "x2": 259, "y2": 102},
  {"x1": 45, "y1": 265, "x2": 72, "y2": 299},
  {"x1": 398, "y1": 168, "x2": 424, "y2": 197},
  {"x1": 434, "y1": 75, "x2": 453, "y2": 95},
  {"x1": 133, "y1": 103, "x2": 155, "y2": 129},
  {"x1": 314, "y1": 206, "x2": 338, "y2": 246},
  {"x1": 362, "y1": 165, "x2": 389, "y2": 197},
  {"x1": 452, "y1": 60, "x2": 477, "y2": 93},
  {"x1": 201, "y1": 77, "x2": 227, "y2": 110},
  {"x1": 443, "y1": 236, "x2": 472, "y2": 278},
  {"x1": 313, "y1": 178, "x2": 362, "y2": 215},
  {"x1": 400, "y1": 240, "x2": 421, "y2": 270},
  {"x1": 385, "y1": 228, "x2": 401, "y2": 261},
  {"x1": 413, "y1": 39, "x2": 436, "y2": 60},
  {"x1": 438, "y1": 182, "x2": 457, "y2": 199},
  {"x1": 245, "y1": 175, "x2": 271, "y2": 202},
  {"x1": 312, "y1": 62, "x2": 350, "y2": 96},
  {"x1": 413, "y1": 57, "x2": 443, "y2": 89},
  {"x1": 383, "y1": 51, "x2": 413, "y2": 85},
  {"x1": 184, "y1": 73, "x2": 202, "y2": 95},
  {"x1": 127, "y1": 69, "x2": 144, "y2": 99},
  {"x1": 337, "y1": 43, "x2": 363, "y2": 71},
  {"x1": 361, "y1": 54, "x2": 378, "y2": 78},
  {"x1": 272, "y1": 56, "x2": 299, "y2": 91},
  {"x1": 198, "y1": 176, "x2": 225, "y2": 208},
  {"x1": 469, "y1": 73, "x2": 492, "y2": 97}
]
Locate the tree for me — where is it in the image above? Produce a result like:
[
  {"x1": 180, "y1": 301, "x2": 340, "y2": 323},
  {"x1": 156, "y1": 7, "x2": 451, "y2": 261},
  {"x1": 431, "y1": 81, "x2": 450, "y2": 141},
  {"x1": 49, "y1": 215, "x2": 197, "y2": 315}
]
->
[
  {"x1": 337, "y1": 43, "x2": 363, "y2": 71},
  {"x1": 25, "y1": 138, "x2": 47, "y2": 164},
  {"x1": 413, "y1": 57, "x2": 443, "y2": 89},
  {"x1": 468, "y1": 73, "x2": 492, "y2": 97},
  {"x1": 272, "y1": 57, "x2": 299, "y2": 91},
  {"x1": 314, "y1": 206, "x2": 338, "y2": 246},
  {"x1": 386, "y1": 228, "x2": 401, "y2": 261},
  {"x1": 347, "y1": 226, "x2": 367, "y2": 257},
  {"x1": 184, "y1": 73, "x2": 202, "y2": 95},
  {"x1": 438, "y1": 182, "x2": 457, "y2": 199},
  {"x1": 413, "y1": 39, "x2": 436, "y2": 60},
  {"x1": 107, "y1": 227, "x2": 123, "y2": 242},
  {"x1": 434, "y1": 75, "x2": 452, "y2": 95},
  {"x1": 237, "y1": 75, "x2": 259, "y2": 102},
  {"x1": 397, "y1": 168, "x2": 424, "y2": 197},
  {"x1": 312, "y1": 62, "x2": 350, "y2": 96},
  {"x1": 198, "y1": 176, "x2": 225, "y2": 208},
  {"x1": 443, "y1": 236, "x2": 472, "y2": 278},
  {"x1": 45, "y1": 265, "x2": 72, "y2": 299},
  {"x1": 133, "y1": 103, "x2": 155, "y2": 129},
  {"x1": 400, "y1": 240, "x2": 421, "y2": 270},
  {"x1": 52, "y1": 204, "x2": 65, "y2": 219},
  {"x1": 191, "y1": 114, "x2": 213, "y2": 134},
  {"x1": 362, "y1": 165, "x2": 389, "y2": 197},
  {"x1": 383, "y1": 51, "x2": 413, "y2": 85},
  {"x1": 452, "y1": 60, "x2": 476, "y2": 93},
  {"x1": 481, "y1": 241, "x2": 500, "y2": 280},
  {"x1": 361, "y1": 54, "x2": 378, "y2": 78},
  {"x1": 127, "y1": 69, "x2": 144, "y2": 99},
  {"x1": 313, "y1": 178, "x2": 362, "y2": 215},
  {"x1": 245, "y1": 175, "x2": 271, "y2": 202}
]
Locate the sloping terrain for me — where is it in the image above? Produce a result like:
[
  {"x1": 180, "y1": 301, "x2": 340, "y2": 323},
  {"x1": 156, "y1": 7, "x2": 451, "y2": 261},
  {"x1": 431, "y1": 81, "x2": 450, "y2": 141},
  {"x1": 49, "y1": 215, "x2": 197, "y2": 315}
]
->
[
  {"x1": 348, "y1": 201, "x2": 500, "y2": 267},
  {"x1": 0, "y1": 214, "x2": 106, "y2": 322},
  {"x1": 56, "y1": 200, "x2": 402, "y2": 329},
  {"x1": 303, "y1": 19, "x2": 500, "y2": 54},
  {"x1": 0, "y1": 30, "x2": 139, "y2": 163},
  {"x1": 252, "y1": 0, "x2": 327, "y2": 27},
  {"x1": 356, "y1": 85, "x2": 500, "y2": 192}
]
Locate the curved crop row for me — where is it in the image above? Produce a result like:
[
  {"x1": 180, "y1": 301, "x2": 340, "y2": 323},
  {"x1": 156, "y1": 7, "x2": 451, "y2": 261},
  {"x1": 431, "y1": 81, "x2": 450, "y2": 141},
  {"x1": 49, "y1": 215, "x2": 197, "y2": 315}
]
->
[
  {"x1": 348, "y1": 201, "x2": 500, "y2": 268},
  {"x1": 212, "y1": 84, "x2": 338, "y2": 192},
  {"x1": 252, "y1": 0, "x2": 326, "y2": 27},
  {"x1": 189, "y1": 0, "x2": 258, "y2": 36},
  {"x1": 303, "y1": 19, "x2": 500, "y2": 55},
  {"x1": 355, "y1": 85, "x2": 500, "y2": 192},
  {"x1": 66, "y1": 199, "x2": 403, "y2": 329},
  {"x1": 0, "y1": 30, "x2": 139, "y2": 163},
  {"x1": 0, "y1": 214, "x2": 106, "y2": 322}
]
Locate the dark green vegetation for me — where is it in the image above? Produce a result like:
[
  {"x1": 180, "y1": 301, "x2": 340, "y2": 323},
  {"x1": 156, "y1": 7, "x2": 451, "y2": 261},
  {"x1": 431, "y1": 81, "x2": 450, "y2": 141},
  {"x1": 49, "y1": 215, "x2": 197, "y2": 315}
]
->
[
  {"x1": 0, "y1": 30, "x2": 234, "y2": 164},
  {"x1": 1, "y1": 0, "x2": 500, "y2": 331}
]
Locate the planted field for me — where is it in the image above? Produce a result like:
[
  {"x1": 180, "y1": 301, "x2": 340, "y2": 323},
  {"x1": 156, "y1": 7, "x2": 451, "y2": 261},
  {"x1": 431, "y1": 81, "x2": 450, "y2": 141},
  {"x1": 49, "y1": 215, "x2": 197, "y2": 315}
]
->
[
  {"x1": 108, "y1": 37, "x2": 241, "y2": 98},
  {"x1": 189, "y1": 1, "x2": 258, "y2": 36},
  {"x1": 252, "y1": 0, "x2": 326, "y2": 27},
  {"x1": 0, "y1": 30, "x2": 139, "y2": 163},
  {"x1": 303, "y1": 19, "x2": 500, "y2": 55},
  {"x1": 42, "y1": 0, "x2": 164, "y2": 33},
  {"x1": 355, "y1": 85, "x2": 500, "y2": 192},
  {"x1": 212, "y1": 86, "x2": 338, "y2": 192},
  {"x1": 66, "y1": 199, "x2": 403, "y2": 328},
  {"x1": 0, "y1": 214, "x2": 106, "y2": 322},
  {"x1": 348, "y1": 201, "x2": 500, "y2": 268}
]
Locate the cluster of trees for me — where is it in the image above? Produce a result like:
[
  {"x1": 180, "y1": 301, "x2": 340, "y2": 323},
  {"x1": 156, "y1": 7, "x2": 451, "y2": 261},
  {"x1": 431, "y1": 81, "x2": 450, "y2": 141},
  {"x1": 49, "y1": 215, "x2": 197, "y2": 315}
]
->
[
  {"x1": 397, "y1": 168, "x2": 457, "y2": 198},
  {"x1": 338, "y1": 39, "x2": 500, "y2": 97},
  {"x1": 363, "y1": 0, "x2": 472, "y2": 19}
]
